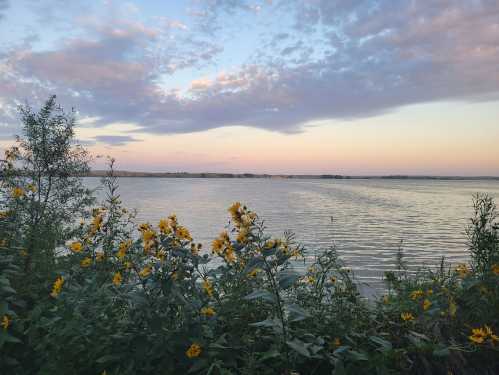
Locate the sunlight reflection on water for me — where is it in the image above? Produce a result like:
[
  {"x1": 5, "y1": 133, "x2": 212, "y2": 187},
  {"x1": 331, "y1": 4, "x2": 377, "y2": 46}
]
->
[{"x1": 85, "y1": 178, "x2": 499, "y2": 295}]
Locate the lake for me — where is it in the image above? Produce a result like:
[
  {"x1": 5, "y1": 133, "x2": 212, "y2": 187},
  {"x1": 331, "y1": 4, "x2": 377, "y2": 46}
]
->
[{"x1": 85, "y1": 177, "x2": 499, "y2": 294}]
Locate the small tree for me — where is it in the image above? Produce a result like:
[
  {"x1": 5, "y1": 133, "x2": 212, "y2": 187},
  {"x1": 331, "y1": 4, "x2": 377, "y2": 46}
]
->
[{"x1": 1, "y1": 95, "x2": 94, "y2": 301}]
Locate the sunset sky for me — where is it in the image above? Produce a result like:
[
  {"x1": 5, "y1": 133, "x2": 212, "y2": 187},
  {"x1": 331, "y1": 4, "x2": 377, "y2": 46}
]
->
[{"x1": 1, "y1": 0, "x2": 498, "y2": 175}]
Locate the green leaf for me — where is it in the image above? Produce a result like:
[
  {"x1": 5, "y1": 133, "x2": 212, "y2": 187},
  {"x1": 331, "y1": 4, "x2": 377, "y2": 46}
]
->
[
  {"x1": 278, "y1": 269, "x2": 300, "y2": 289},
  {"x1": 244, "y1": 289, "x2": 275, "y2": 303},
  {"x1": 369, "y1": 336, "x2": 392, "y2": 351},
  {"x1": 285, "y1": 303, "x2": 311, "y2": 322},
  {"x1": 433, "y1": 346, "x2": 450, "y2": 357},
  {"x1": 286, "y1": 338, "x2": 311, "y2": 358},
  {"x1": 347, "y1": 350, "x2": 369, "y2": 361},
  {"x1": 96, "y1": 354, "x2": 121, "y2": 364}
]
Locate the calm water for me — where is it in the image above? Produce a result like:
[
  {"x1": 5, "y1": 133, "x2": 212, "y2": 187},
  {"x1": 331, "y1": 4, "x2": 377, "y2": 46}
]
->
[{"x1": 85, "y1": 178, "x2": 499, "y2": 293}]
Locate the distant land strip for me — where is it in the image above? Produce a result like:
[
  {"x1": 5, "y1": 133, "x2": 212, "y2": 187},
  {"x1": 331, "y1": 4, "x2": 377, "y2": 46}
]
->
[{"x1": 86, "y1": 171, "x2": 499, "y2": 180}]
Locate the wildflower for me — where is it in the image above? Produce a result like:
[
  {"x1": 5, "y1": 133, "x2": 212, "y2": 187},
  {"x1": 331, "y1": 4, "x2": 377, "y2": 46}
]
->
[
  {"x1": 186, "y1": 343, "x2": 202, "y2": 358},
  {"x1": 247, "y1": 268, "x2": 260, "y2": 278},
  {"x1": 202, "y1": 279, "x2": 213, "y2": 297},
  {"x1": 27, "y1": 183, "x2": 37, "y2": 193},
  {"x1": 410, "y1": 290, "x2": 424, "y2": 300},
  {"x1": 112, "y1": 272, "x2": 122, "y2": 286},
  {"x1": 124, "y1": 261, "x2": 133, "y2": 269},
  {"x1": 12, "y1": 187, "x2": 24, "y2": 199},
  {"x1": 158, "y1": 218, "x2": 171, "y2": 234},
  {"x1": 190, "y1": 243, "x2": 199, "y2": 256},
  {"x1": 422, "y1": 299, "x2": 432, "y2": 311},
  {"x1": 90, "y1": 214, "x2": 103, "y2": 233},
  {"x1": 142, "y1": 229, "x2": 156, "y2": 243},
  {"x1": 138, "y1": 223, "x2": 151, "y2": 232},
  {"x1": 333, "y1": 337, "x2": 341, "y2": 347},
  {"x1": 20, "y1": 249, "x2": 28, "y2": 257},
  {"x1": 1, "y1": 315, "x2": 10, "y2": 330},
  {"x1": 224, "y1": 246, "x2": 236, "y2": 263},
  {"x1": 200, "y1": 307, "x2": 216, "y2": 317},
  {"x1": 0, "y1": 211, "x2": 9, "y2": 219},
  {"x1": 236, "y1": 227, "x2": 249, "y2": 243},
  {"x1": 330, "y1": 276, "x2": 337, "y2": 283},
  {"x1": 70, "y1": 241, "x2": 83, "y2": 253},
  {"x1": 50, "y1": 276, "x2": 64, "y2": 298},
  {"x1": 117, "y1": 240, "x2": 131, "y2": 260},
  {"x1": 157, "y1": 249, "x2": 167, "y2": 262},
  {"x1": 383, "y1": 295, "x2": 389, "y2": 304},
  {"x1": 469, "y1": 327, "x2": 487, "y2": 344},
  {"x1": 95, "y1": 252, "x2": 105, "y2": 262},
  {"x1": 168, "y1": 214, "x2": 178, "y2": 228},
  {"x1": 492, "y1": 264, "x2": 499, "y2": 276},
  {"x1": 176, "y1": 226, "x2": 192, "y2": 241},
  {"x1": 449, "y1": 299, "x2": 457, "y2": 318},
  {"x1": 305, "y1": 276, "x2": 316, "y2": 285},
  {"x1": 80, "y1": 257, "x2": 92, "y2": 268},
  {"x1": 426, "y1": 289, "x2": 433, "y2": 295},
  {"x1": 139, "y1": 266, "x2": 152, "y2": 278},
  {"x1": 401, "y1": 312, "x2": 415, "y2": 322},
  {"x1": 455, "y1": 264, "x2": 469, "y2": 278},
  {"x1": 211, "y1": 238, "x2": 224, "y2": 254}
]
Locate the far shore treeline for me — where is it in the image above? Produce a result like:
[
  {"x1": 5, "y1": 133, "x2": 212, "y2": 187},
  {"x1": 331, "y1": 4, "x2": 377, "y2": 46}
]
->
[
  {"x1": 1, "y1": 97, "x2": 498, "y2": 374},
  {"x1": 85, "y1": 170, "x2": 499, "y2": 180}
]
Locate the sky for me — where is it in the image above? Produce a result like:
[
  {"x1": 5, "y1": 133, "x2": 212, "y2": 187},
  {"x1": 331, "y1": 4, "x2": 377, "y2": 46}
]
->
[{"x1": 0, "y1": 0, "x2": 498, "y2": 175}]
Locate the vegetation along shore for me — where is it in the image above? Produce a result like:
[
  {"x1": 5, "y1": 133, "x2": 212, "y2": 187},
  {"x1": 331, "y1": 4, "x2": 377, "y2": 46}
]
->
[{"x1": 1, "y1": 97, "x2": 498, "y2": 374}]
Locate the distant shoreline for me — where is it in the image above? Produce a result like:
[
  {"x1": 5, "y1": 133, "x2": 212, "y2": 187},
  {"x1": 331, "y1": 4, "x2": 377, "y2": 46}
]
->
[{"x1": 86, "y1": 170, "x2": 499, "y2": 180}]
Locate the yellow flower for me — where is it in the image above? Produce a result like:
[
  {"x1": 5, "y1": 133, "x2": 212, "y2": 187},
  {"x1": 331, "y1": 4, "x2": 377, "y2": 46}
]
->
[
  {"x1": 491, "y1": 264, "x2": 499, "y2": 276},
  {"x1": 80, "y1": 257, "x2": 92, "y2": 268},
  {"x1": 176, "y1": 226, "x2": 192, "y2": 241},
  {"x1": 1, "y1": 315, "x2": 10, "y2": 330},
  {"x1": 426, "y1": 289, "x2": 433, "y2": 295},
  {"x1": 158, "y1": 218, "x2": 171, "y2": 234},
  {"x1": 157, "y1": 249, "x2": 167, "y2": 262},
  {"x1": 211, "y1": 238, "x2": 224, "y2": 254},
  {"x1": 20, "y1": 249, "x2": 28, "y2": 257},
  {"x1": 224, "y1": 246, "x2": 236, "y2": 263},
  {"x1": 139, "y1": 266, "x2": 152, "y2": 278},
  {"x1": 168, "y1": 214, "x2": 178, "y2": 228},
  {"x1": 50, "y1": 276, "x2": 64, "y2": 298},
  {"x1": 70, "y1": 241, "x2": 83, "y2": 253},
  {"x1": 305, "y1": 276, "x2": 315, "y2": 285},
  {"x1": 410, "y1": 290, "x2": 424, "y2": 300},
  {"x1": 12, "y1": 187, "x2": 24, "y2": 199},
  {"x1": 401, "y1": 312, "x2": 415, "y2": 322},
  {"x1": 138, "y1": 223, "x2": 150, "y2": 232},
  {"x1": 112, "y1": 272, "x2": 122, "y2": 286},
  {"x1": 27, "y1": 183, "x2": 37, "y2": 193},
  {"x1": 455, "y1": 264, "x2": 469, "y2": 278},
  {"x1": 91, "y1": 214, "x2": 103, "y2": 233},
  {"x1": 117, "y1": 240, "x2": 131, "y2": 260},
  {"x1": 200, "y1": 307, "x2": 216, "y2": 317},
  {"x1": 247, "y1": 268, "x2": 260, "y2": 278},
  {"x1": 202, "y1": 279, "x2": 213, "y2": 297},
  {"x1": 186, "y1": 343, "x2": 202, "y2": 358},
  {"x1": 422, "y1": 299, "x2": 432, "y2": 311},
  {"x1": 333, "y1": 337, "x2": 341, "y2": 347},
  {"x1": 95, "y1": 252, "x2": 104, "y2": 262},
  {"x1": 142, "y1": 229, "x2": 156, "y2": 243},
  {"x1": 449, "y1": 299, "x2": 457, "y2": 318},
  {"x1": 469, "y1": 327, "x2": 487, "y2": 344}
]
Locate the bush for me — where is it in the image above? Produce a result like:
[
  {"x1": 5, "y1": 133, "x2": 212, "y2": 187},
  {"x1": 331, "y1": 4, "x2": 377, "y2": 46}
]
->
[{"x1": 0, "y1": 98, "x2": 498, "y2": 374}]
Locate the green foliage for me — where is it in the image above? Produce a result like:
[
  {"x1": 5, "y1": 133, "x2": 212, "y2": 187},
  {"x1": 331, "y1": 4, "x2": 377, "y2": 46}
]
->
[{"x1": 0, "y1": 97, "x2": 498, "y2": 374}]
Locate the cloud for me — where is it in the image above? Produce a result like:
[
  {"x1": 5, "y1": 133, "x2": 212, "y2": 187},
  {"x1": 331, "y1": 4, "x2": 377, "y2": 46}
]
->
[
  {"x1": 0, "y1": 0, "x2": 8, "y2": 21},
  {"x1": 0, "y1": 0, "x2": 498, "y2": 137},
  {"x1": 93, "y1": 135, "x2": 141, "y2": 146}
]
